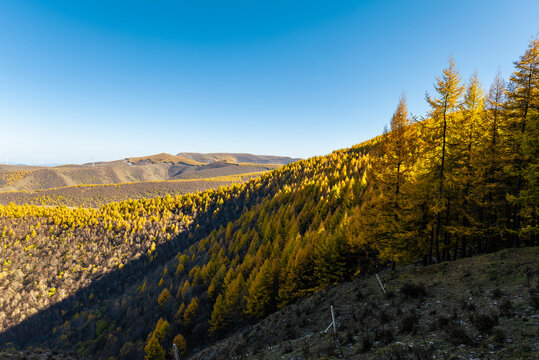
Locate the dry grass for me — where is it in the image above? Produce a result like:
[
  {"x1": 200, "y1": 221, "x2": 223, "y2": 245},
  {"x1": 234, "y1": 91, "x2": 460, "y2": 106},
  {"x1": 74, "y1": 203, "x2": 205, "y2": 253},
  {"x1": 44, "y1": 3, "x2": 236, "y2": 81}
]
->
[
  {"x1": 127, "y1": 153, "x2": 205, "y2": 166},
  {"x1": 0, "y1": 170, "x2": 35, "y2": 186},
  {"x1": 189, "y1": 247, "x2": 539, "y2": 360}
]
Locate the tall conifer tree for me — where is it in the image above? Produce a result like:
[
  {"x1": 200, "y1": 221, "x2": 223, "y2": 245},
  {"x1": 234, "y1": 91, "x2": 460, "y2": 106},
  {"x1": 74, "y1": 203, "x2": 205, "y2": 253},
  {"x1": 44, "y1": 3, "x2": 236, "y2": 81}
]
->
[
  {"x1": 451, "y1": 72, "x2": 485, "y2": 256},
  {"x1": 479, "y1": 72, "x2": 507, "y2": 251},
  {"x1": 505, "y1": 38, "x2": 539, "y2": 246},
  {"x1": 426, "y1": 58, "x2": 464, "y2": 262},
  {"x1": 354, "y1": 96, "x2": 418, "y2": 265}
]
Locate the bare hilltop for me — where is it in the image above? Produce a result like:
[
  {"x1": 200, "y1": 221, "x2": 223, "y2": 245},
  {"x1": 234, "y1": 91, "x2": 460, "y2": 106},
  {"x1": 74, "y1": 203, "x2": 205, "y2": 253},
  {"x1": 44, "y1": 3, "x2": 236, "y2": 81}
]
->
[{"x1": 0, "y1": 152, "x2": 297, "y2": 193}]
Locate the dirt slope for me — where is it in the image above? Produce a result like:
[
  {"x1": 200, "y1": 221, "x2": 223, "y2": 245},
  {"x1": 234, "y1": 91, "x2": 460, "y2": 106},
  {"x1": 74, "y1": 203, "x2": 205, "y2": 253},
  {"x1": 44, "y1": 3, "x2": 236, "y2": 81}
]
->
[{"x1": 190, "y1": 247, "x2": 538, "y2": 360}]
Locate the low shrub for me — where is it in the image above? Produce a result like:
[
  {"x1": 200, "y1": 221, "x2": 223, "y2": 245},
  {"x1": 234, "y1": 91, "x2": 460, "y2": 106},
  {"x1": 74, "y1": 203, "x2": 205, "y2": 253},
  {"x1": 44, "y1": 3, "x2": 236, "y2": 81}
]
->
[
  {"x1": 342, "y1": 329, "x2": 355, "y2": 344},
  {"x1": 300, "y1": 341, "x2": 312, "y2": 359},
  {"x1": 358, "y1": 334, "x2": 373, "y2": 352},
  {"x1": 490, "y1": 326, "x2": 505, "y2": 344},
  {"x1": 529, "y1": 288, "x2": 539, "y2": 309},
  {"x1": 459, "y1": 298, "x2": 476, "y2": 312},
  {"x1": 491, "y1": 288, "x2": 503, "y2": 299},
  {"x1": 375, "y1": 327, "x2": 394, "y2": 345},
  {"x1": 379, "y1": 310, "x2": 391, "y2": 324},
  {"x1": 470, "y1": 310, "x2": 498, "y2": 333},
  {"x1": 498, "y1": 298, "x2": 513, "y2": 316},
  {"x1": 399, "y1": 312, "x2": 418, "y2": 334},
  {"x1": 383, "y1": 343, "x2": 408, "y2": 360},
  {"x1": 383, "y1": 343, "x2": 434, "y2": 360},
  {"x1": 435, "y1": 315, "x2": 476, "y2": 345},
  {"x1": 400, "y1": 283, "x2": 427, "y2": 299}
]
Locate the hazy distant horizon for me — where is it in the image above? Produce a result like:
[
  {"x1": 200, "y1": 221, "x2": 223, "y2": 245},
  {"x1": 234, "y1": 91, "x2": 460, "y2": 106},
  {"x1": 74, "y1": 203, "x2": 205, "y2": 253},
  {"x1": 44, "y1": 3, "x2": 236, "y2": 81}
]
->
[{"x1": 0, "y1": 150, "x2": 304, "y2": 167}]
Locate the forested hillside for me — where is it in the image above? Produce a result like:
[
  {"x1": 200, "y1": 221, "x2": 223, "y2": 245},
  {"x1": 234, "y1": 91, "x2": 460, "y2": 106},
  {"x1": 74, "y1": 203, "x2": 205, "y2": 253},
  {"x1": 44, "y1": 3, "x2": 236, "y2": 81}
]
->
[
  {"x1": 0, "y1": 39, "x2": 537, "y2": 359},
  {"x1": 0, "y1": 173, "x2": 263, "y2": 208}
]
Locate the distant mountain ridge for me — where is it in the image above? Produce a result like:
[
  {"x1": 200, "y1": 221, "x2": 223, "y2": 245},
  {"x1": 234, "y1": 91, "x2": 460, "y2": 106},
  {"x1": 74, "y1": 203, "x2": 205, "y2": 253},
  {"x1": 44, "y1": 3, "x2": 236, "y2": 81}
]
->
[
  {"x1": 0, "y1": 152, "x2": 297, "y2": 192},
  {"x1": 125, "y1": 153, "x2": 205, "y2": 166},
  {"x1": 177, "y1": 152, "x2": 301, "y2": 165}
]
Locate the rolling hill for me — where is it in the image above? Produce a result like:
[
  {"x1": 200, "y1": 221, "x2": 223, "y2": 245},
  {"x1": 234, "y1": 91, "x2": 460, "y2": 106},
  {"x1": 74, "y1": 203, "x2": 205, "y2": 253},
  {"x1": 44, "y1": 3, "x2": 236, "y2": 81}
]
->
[
  {"x1": 0, "y1": 173, "x2": 264, "y2": 208},
  {"x1": 177, "y1": 152, "x2": 301, "y2": 165},
  {"x1": 126, "y1": 153, "x2": 205, "y2": 166},
  {"x1": 0, "y1": 152, "x2": 292, "y2": 193}
]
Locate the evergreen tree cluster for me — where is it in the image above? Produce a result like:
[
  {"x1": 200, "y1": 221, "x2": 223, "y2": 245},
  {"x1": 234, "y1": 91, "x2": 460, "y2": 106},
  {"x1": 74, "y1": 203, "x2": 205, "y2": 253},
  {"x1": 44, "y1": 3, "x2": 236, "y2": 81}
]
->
[{"x1": 356, "y1": 40, "x2": 538, "y2": 264}]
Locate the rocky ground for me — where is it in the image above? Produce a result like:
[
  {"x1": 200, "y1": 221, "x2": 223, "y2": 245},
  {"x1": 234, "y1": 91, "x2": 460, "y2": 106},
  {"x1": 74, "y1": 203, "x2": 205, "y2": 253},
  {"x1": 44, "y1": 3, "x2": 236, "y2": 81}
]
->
[
  {"x1": 0, "y1": 349, "x2": 85, "y2": 359},
  {"x1": 190, "y1": 247, "x2": 538, "y2": 360}
]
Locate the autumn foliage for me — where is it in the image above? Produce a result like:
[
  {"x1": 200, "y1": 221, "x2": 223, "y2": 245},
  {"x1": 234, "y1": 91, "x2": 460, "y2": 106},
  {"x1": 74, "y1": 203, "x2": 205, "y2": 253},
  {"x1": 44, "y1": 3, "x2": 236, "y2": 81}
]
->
[{"x1": 0, "y1": 39, "x2": 537, "y2": 359}]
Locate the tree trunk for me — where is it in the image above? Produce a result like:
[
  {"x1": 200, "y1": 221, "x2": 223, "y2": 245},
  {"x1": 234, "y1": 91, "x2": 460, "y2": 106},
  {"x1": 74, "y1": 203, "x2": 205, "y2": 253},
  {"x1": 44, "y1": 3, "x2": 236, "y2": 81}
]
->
[
  {"x1": 443, "y1": 195, "x2": 451, "y2": 261},
  {"x1": 434, "y1": 111, "x2": 448, "y2": 263},
  {"x1": 514, "y1": 71, "x2": 532, "y2": 248}
]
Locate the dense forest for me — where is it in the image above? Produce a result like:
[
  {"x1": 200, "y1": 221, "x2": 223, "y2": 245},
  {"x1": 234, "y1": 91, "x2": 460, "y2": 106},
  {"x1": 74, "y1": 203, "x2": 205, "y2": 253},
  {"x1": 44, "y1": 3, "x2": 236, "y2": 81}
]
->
[
  {"x1": 0, "y1": 39, "x2": 537, "y2": 359},
  {"x1": 0, "y1": 172, "x2": 263, "y2": 208}
]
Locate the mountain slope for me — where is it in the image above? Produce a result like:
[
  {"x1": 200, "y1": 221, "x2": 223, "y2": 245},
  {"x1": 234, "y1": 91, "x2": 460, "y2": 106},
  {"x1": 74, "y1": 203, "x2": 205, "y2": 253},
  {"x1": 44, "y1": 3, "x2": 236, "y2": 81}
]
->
[
  {"x1": 0, "y1": 248, "x2": 539, "y2": 360},
  {"x1": 0, "y1": 139, "x2": 377, "y2": 359},
  {"x1": 0, "y1": 248, "x2": 536, "y2": 360},
  {"x1": 0, "y1": 152, "x2": 289, "y2": 193},
  {"x1": 190, "y1": 247, "x2": 538, "y2": 360}
]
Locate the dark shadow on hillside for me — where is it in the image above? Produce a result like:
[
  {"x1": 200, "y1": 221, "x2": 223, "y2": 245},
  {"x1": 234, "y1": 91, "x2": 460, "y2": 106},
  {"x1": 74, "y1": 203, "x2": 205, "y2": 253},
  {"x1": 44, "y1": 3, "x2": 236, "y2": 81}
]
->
[
  {"x1": 0, "y1": 233, "x2": 183, "y2": 346},
  {"x1": 0, "y1": 198, "x2": 250, "y2": 356}
]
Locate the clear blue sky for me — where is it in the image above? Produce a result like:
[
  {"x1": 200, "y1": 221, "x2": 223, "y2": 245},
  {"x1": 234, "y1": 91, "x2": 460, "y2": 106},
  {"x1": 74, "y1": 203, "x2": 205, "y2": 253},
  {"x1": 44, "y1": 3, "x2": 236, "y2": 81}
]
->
[{"x1": 1, "y1": 0, "x2": 538, "y2": 165}]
